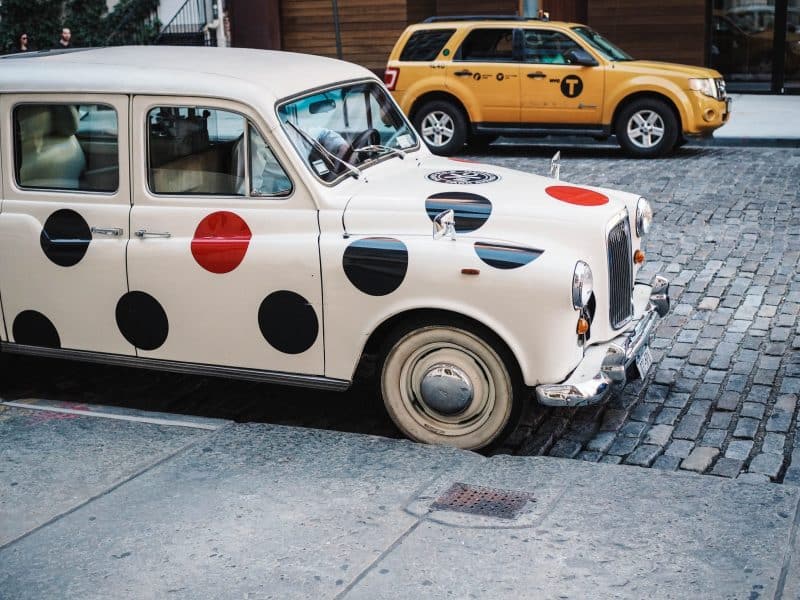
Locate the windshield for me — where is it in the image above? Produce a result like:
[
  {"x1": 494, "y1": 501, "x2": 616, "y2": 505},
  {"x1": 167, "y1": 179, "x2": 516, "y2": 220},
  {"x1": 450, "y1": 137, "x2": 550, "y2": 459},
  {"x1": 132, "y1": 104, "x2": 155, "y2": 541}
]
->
[
  {"x1": 277, "y1": 81, "x2": 418, "y2": 183},
  {"x1": 571, "y1": 26, "x2": 633, "y2": 61}
]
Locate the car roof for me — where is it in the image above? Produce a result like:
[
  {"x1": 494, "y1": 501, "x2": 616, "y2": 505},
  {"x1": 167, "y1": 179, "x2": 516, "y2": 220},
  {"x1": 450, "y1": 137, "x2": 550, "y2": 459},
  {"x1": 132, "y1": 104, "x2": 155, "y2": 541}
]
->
[
  {"x1": 408, "y1": 18, "x2": 580, "y2": 29},
  {"x1": 0, "y1": 46, "x2": 374, "y2": 128}
]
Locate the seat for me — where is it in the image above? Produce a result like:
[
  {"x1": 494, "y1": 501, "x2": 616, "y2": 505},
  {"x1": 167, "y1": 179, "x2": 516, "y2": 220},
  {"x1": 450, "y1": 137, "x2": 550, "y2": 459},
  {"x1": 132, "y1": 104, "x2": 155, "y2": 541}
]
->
[{"x1": 18, "y1": 105, "x2": 86, "y2": 190}]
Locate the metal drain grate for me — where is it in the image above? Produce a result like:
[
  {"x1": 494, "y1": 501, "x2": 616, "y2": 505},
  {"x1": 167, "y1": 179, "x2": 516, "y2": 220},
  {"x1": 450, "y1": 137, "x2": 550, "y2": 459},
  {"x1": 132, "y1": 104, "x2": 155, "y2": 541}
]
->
[{"x1": 431, "y1": 482, "x2": 535, "y2": 519}]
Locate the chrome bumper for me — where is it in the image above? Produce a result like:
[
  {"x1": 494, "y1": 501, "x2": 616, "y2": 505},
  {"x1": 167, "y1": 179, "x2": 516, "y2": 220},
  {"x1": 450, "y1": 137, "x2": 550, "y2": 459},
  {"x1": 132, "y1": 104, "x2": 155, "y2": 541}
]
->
[{"x1": 536, "y1": 275, "x2": 670, "y2": 408}]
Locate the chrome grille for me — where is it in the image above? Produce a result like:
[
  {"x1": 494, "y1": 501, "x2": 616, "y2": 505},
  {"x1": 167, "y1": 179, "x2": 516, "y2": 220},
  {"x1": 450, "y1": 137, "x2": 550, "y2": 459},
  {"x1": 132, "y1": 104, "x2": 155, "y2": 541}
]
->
[
  {"x1": 715, "y1": 78, "x2": 727, "y2": 100},
  {"x1": 607, "y1": 216, "x2": 633, "y2": 329}
]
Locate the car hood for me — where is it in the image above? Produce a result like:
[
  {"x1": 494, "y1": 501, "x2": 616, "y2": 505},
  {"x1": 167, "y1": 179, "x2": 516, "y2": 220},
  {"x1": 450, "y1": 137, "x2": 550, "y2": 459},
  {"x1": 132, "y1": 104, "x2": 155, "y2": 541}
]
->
[
  {"x1": 342, "y1": 157, "x2": 634, "y2": 246},
  {"x1": 617, "y1": 60, "x2": 722, "y2": 80}
]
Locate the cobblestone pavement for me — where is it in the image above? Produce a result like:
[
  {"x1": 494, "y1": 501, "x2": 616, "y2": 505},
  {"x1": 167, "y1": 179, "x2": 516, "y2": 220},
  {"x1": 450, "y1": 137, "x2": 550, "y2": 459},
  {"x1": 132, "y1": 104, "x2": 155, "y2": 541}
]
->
[{"x1": 1, "y1": 144, "x2": 798, "y2": 483}]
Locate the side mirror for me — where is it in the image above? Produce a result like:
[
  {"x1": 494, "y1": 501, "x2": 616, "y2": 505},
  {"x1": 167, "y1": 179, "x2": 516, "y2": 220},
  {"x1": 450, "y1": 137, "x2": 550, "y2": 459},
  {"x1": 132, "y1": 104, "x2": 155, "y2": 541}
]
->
[
  {"x1": 433, "y1": 209, "x2": 456, "y2": 241},
  {"x1": 564, "y1": 48, "x2": 599, "y2": 67}
]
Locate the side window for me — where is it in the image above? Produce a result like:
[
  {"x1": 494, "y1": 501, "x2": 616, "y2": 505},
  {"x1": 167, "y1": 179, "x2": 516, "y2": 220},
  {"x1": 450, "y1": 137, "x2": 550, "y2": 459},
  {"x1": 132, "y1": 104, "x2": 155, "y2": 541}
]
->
[
  {"x1": 14, "y1": 103, "x2": 119, "y2": 192},
  {"x1": 456, "y1": 28, "x2": 515, "y2": 62},
  {"x1": 400, "y1": 29, "x2": 456, "y2": 61},
  {"x1": 148, "y1": 106, "x2": 245, "y2": 196},
  {"x1": 523, "y1": 30, "x2": 583, "y2": 64},
  {"x1": 249, "y1": 127, "x2": 292, "y2": 196}
]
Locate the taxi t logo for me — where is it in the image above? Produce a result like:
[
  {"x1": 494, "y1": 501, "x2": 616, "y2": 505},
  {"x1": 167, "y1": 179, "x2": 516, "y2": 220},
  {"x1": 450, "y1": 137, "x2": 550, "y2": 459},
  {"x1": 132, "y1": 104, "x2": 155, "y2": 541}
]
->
[{"x1": 560, "y1": 75, "x2": 583, "y2": 98}]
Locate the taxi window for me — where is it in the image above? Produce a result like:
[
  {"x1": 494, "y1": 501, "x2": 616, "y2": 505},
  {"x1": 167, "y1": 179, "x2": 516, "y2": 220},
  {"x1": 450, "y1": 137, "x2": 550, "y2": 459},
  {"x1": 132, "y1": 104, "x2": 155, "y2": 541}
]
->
[
  {"x1": 400, "y1": 29, "x2": 455, "y2": 61},
  {"x1": 456, "y1": 28, "x2": 515, "y2": 62},
  {"x1": 522, "y1": 30, "x2": 583, "y2": 64},
  {"x1": 14, "y1": 103, "x2": 119, "y2": 192}
]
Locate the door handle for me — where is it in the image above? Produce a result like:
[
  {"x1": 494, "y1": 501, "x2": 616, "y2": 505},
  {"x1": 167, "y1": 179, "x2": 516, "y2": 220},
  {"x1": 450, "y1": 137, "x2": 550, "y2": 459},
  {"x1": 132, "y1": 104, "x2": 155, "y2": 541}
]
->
[
  {"x1": 91, "y1": 226, "x2": 123, "y2": 237},
  {"x1": 527, "y1": 71, "x2": 546, "y2": 79},
  {"x1": 135, "y1": 229, "x2": 171, "y2": 239},
  {"x1": 454, "y1": 70, "x2": 473, "y2": 77}
]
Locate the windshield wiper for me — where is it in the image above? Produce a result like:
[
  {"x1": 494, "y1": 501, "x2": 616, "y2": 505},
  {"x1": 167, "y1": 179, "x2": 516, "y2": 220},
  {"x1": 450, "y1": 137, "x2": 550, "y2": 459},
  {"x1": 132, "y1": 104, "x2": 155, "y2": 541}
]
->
[
  {"x1": 285, "y1": 120, "x2": 362, "y2": 179},
  {"x1": 353, "y1": 144, "x2": 406, "y2": 160}
]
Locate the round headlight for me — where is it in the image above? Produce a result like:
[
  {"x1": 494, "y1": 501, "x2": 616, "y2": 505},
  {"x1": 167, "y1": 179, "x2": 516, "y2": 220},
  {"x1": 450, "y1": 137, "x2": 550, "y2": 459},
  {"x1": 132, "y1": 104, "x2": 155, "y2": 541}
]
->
[
  {"x1": 636, "y1": 197, "x2": 653, "y2": 237},
  {"x1": 572, "y1": 261, "x2": 594, "y2": 309}
]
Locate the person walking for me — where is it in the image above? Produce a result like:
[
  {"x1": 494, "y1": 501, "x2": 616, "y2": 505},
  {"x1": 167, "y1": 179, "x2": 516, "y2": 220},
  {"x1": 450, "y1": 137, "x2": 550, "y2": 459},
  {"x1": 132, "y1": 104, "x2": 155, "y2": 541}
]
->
[{"x1": 56, "y1": 27, "x2": 72, "y2": 49}]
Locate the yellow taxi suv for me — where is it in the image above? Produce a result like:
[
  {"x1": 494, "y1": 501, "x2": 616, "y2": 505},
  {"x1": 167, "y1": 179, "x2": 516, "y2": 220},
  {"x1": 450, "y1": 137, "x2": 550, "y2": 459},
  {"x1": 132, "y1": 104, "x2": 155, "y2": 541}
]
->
[{"x1": 385, "y1": 16, "x2": 731, "y2": 157}]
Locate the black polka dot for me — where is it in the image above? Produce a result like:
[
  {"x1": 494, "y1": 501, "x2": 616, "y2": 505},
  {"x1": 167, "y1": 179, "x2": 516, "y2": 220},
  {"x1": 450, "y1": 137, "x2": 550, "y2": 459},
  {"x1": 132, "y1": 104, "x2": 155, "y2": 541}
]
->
[
  {"x1": 474, "y1": 242, "x2": 543, "y2": 269},
  {"x1": 116, "y1": 291, "x2": 168, "y2": 351},
  {"x1": 425, "y1": 192, "x2": 492, "y2": 233},
  {"x1": 12, "y1": 310, "x2": 60, "y2": 348},
  {"x1": 40, "y1": 209, "x2": 91, "y2": 267},
  {"x1": 258, "y1": 291, "x2": 318, "y2": 354},
  {"x1": 343, "y1": 237, "x2": 408, "y2": 296}
]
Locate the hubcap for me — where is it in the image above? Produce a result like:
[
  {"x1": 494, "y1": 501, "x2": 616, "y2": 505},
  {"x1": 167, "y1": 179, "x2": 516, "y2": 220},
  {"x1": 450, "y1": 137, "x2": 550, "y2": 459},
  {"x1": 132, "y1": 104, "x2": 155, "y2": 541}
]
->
[
  {"x1": 421, "y1": 111, "x2": 455, "y2": 148},
  {"x1": 419, "y1": 364, "x2": 474, "y2": 415},
  {"x1": 627, "y1": 110, "x2": 665, "y2": 149}
]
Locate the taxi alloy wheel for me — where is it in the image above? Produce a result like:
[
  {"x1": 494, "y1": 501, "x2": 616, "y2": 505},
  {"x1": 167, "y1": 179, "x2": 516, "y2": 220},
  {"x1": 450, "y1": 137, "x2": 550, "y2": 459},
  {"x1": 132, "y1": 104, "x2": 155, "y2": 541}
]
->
[
  {"x1": 379, "y1": 319, "x2": 523, "y2": 451},
  {"x1": 413, "y1": 100, "x2": 468, "y2": 156},
  {"x1": 616, "y1": 98, "x2": 678, "y2": 158}
]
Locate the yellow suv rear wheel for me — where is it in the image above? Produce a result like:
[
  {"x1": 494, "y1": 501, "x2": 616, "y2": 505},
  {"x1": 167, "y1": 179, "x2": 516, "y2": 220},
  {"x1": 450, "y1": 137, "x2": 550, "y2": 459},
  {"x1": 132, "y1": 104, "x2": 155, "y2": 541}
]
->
[
  {"x1": 616, "y1": 98, "x2": 679, "y2": 158},
  {"x1": 413, "y1": 100, "x2": 468, "y2": 156}
]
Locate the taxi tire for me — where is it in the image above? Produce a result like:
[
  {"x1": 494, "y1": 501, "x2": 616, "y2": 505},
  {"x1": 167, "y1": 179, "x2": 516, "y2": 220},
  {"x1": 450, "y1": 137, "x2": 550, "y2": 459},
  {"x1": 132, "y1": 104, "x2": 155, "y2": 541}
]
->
[
  {"x1": 616, "y1": 98, "x2": 678, "y2": 158},
  {"x1": 413, "y1": 100, "x2": 467, "y2": 156},
  {"x1": 378, "y1": 316, "x2": 524, "y2": 452}
]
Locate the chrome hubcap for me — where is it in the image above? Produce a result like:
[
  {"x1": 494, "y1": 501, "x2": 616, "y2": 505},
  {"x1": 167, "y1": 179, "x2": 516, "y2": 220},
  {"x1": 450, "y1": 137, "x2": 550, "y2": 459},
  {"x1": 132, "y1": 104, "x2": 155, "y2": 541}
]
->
[
  {"x1": 627, "y1": 110, "x2": 665, "y2": 149},
  {"x1": 421, "y1": 111, "x2": 455, "y2": 147},
  {"x1": 419, "y1": 364, "x2": 474, "y2": 415}
]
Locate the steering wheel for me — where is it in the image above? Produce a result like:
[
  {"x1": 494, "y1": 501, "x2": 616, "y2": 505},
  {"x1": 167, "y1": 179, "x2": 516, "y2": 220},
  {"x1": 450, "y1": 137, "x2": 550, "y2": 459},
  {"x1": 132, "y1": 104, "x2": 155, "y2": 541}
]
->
[{"x1": 343, "y1": 128, "x2": 380, "y2": 164}]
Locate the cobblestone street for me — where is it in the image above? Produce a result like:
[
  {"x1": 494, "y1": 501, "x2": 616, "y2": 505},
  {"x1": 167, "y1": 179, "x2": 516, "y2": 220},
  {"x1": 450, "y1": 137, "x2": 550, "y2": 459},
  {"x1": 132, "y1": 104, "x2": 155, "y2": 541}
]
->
[{"x1": 2, "y1": 144, "x2": 798, "y2": 483}]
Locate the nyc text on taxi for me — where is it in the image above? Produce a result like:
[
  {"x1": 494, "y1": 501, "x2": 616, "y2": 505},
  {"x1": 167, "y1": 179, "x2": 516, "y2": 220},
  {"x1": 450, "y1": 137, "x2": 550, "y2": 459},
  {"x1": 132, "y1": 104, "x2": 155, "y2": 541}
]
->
[{"x1": 0, "y1": 47, "x2": 669, "y2": 450}]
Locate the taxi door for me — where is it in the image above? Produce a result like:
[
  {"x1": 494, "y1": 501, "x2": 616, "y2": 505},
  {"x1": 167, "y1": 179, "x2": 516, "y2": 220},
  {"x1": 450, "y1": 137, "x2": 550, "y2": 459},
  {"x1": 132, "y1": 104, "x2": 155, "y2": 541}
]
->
[
  {"x1": 126, "y1": 96, "x2": 324, "y2": 376},
  {"x1": 519, "y1": 29, "x2": 605, "y2": 125},
  {"x1": 445, "y1": 27, "x2": 520, "y2": 123}
]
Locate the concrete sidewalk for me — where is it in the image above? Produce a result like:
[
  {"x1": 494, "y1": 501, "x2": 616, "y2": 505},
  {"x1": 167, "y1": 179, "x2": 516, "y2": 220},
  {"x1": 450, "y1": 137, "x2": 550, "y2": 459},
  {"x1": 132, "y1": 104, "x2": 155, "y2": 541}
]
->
[
  {"x1": 712, "y1": 93, "x2": 800, "y2": 145},
  {"x1": 2, "y1": 399, "x2": 800, "y2": 599}
]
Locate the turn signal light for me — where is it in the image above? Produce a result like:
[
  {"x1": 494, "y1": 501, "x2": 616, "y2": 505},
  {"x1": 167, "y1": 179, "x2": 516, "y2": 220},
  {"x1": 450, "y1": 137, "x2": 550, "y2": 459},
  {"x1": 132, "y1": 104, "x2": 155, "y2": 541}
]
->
[
  {"x1": 576, "y1": 317, "x2": 590, "y2": 335},
  {"x1": 634, "y1": 249, "x2": 645, "y2": 264}
]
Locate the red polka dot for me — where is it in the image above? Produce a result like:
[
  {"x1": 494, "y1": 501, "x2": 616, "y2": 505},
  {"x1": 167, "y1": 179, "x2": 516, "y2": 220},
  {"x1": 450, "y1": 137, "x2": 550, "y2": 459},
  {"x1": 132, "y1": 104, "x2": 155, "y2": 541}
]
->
[
  {"x1": 191, "y1": 211, "x2": 252, "y2": 274},
  {"x1": 545, "y1": 185, "x2": 609, "y2": 206}
]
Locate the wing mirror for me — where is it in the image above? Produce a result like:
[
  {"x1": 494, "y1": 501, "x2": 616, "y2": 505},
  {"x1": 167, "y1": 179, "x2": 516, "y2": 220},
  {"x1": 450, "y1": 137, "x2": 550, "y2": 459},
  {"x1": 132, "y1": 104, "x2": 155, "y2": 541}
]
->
[
  {"x1": 432, "y1": 209, "x2": 456, "y2": 241},
  {"x1": 564, "y1": 48, "x2": 599, "y2": 67}
]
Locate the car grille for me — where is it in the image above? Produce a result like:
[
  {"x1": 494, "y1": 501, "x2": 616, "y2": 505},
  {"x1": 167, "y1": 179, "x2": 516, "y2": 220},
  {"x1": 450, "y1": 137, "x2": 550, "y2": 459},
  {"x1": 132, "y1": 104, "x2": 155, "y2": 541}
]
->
[{"x1": 607, "y1": 216, "x2": 633, "y2": 329}]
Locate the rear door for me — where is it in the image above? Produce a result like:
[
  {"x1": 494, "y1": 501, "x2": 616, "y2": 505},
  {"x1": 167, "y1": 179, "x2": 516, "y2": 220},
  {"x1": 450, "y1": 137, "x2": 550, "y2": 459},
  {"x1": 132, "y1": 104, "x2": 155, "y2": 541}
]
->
[
  {"x1": 126, "y1": 96, "x2": 324, "y2": 375},
  {"x1": 0, "y1": 94, "x2": 133, "y2": 354},
  {"x1": 519, "y1": 28, "x2": 605, "y2": 125},
  {"x1": 445, "y1": 27, "x2": 520, "y2": 123}
]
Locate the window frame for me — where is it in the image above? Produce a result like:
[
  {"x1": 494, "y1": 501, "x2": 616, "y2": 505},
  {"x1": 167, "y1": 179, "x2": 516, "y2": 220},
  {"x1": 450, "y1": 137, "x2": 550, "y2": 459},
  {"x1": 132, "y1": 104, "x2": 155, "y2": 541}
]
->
[{"x1": 12, "y1": 100, "x2": 121, "y2": 195}]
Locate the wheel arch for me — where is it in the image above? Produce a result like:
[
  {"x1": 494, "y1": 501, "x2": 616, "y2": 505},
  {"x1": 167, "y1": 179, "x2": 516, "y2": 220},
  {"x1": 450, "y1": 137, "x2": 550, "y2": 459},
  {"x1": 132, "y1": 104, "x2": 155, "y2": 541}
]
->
[
  {"x1": 409, "y1": 91, "x2": 472, "y2": 126},
  {"x1": 611, "y1": 91, "x2": 683, "y2": 134}
]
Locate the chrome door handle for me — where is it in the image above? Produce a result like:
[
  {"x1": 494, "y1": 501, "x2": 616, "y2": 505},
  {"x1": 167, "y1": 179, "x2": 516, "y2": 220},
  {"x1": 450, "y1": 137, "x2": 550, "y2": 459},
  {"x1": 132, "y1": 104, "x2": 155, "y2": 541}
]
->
[
  {"x1": 135, "y1": 229, "x2": 171, "y2": 239},
  {"x1": 91, "y1": 226, "x2": 123, "y2": 236}
]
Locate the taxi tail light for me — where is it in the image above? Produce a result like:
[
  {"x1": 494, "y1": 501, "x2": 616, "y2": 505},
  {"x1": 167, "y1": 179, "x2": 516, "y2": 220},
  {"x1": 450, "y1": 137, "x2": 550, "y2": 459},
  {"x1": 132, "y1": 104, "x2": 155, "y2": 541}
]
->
[{"x1": 384, "y1": 67, "x2": 399, "y2": 91}]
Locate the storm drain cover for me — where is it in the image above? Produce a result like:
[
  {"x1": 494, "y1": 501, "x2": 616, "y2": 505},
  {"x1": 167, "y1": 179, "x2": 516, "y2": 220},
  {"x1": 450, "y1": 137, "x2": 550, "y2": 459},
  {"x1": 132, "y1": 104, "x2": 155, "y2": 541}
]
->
[{"x1": 431, "y1": 482, "x2": 535, "y2": 519}]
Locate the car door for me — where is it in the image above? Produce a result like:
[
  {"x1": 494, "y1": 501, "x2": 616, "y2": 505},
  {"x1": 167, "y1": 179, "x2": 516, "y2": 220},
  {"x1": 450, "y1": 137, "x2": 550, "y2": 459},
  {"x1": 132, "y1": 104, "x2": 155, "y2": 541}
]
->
[
  {"x1": 519, "y1": 28, "x2": 605, "y2": 125},
  {"x1": 0, "y1": 94, "x2": 133, "y2": 354},
  {"x1": 445, "y1": 27, "x2": 520, "y2": 123},
  {"x1": 127, "y1": 96, "x2": 324, "y2": 375}
]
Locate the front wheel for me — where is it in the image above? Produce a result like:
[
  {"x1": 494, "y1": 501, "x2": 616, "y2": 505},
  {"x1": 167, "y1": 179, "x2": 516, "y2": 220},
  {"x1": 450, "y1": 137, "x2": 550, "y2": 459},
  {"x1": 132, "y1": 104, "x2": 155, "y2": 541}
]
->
[
  {"x1": 379, "y1": 319, "x2": 523, "y2": 450},
  {"x1": 616, "y1": 98, "x2": 678, "y2": 158},
  {"x1": 413, "y1": 101, "x2": 468, "y2": 156}
]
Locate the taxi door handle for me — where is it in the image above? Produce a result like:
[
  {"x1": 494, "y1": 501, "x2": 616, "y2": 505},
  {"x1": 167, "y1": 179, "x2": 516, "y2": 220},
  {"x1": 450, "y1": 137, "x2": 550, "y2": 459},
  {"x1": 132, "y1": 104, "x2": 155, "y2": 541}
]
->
[
  {"x1": 527, "y1": 72, "x2": 546, "y2": 79},
  {"x1": 454, "y1": 70, "x2": 473, "y2": 77}
]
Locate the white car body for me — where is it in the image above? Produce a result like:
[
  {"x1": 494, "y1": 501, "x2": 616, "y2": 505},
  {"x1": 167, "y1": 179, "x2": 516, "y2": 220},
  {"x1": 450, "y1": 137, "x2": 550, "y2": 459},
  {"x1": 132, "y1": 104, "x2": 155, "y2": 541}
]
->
[{"x1": 0, "y1": 47, "x2": 669, "y2": 450}]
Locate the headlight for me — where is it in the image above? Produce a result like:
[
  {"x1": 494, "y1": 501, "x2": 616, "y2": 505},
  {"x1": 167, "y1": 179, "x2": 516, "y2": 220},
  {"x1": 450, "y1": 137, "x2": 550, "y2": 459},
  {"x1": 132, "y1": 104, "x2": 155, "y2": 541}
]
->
[
  {"x1": 689, "y1": 77, "x2": 717, "y2": 99},
  {"x1": 572, "y1": 261, "x2": 593, "y2": 310},
  {"x1": 636, "y1": 197, "x2": 653, "y2": 236}
]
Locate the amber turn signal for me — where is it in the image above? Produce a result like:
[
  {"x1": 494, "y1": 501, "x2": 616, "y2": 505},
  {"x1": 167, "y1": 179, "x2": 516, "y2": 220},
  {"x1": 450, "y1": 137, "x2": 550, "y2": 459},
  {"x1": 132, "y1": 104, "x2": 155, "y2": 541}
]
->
[
  {"x1": 576, "y1": 317, "x2": 590, "y2": 335},
  {"x1": 634, "y1": 249, "x2": 645, "y2": 264}
]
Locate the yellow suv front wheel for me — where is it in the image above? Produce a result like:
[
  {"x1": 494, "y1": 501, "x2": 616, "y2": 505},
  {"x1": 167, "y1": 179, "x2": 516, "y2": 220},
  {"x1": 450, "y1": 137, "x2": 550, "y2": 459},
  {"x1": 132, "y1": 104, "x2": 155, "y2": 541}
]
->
[
  {"x1": 615, "y1": 98, "x2": 679, "y2": 158},
  {"x1": 413, "y1": 100, "x2": 468, "y2": 156}
]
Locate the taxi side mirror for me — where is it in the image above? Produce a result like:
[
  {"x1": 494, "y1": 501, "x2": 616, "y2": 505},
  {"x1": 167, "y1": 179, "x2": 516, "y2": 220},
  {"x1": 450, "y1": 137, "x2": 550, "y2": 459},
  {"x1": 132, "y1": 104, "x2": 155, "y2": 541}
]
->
[{"x1": 565, "y1": 48, "x2": 599, "y2": 67}]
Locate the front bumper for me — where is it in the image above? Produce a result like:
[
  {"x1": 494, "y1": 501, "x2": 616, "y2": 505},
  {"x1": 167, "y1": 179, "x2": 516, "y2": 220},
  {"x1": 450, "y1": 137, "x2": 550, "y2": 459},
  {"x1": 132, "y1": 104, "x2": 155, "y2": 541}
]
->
[{"x1": 536, "y1": 275, "x2": 670, "y2": 408}]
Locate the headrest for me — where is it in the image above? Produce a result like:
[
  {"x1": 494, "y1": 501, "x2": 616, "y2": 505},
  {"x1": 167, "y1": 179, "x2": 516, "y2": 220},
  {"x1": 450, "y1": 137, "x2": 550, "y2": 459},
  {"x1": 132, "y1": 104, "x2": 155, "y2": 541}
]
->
[{"x1": 49, "y1": 105, "x2": 80, "y2": 136}]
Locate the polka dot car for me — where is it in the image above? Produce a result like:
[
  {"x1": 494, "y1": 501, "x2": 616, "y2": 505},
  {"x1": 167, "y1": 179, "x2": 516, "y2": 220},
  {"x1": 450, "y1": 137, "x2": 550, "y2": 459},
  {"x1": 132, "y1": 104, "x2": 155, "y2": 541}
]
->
[{"x1": 0, "y1": 46, "x2": 670, "y2": 450}]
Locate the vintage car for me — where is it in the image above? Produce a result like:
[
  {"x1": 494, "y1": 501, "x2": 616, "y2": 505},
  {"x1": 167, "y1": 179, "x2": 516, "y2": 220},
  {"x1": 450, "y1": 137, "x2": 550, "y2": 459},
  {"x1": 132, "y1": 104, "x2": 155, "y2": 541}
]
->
[{"x1": 0, "y1": 47, "x2": 669, "y2": 450}]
